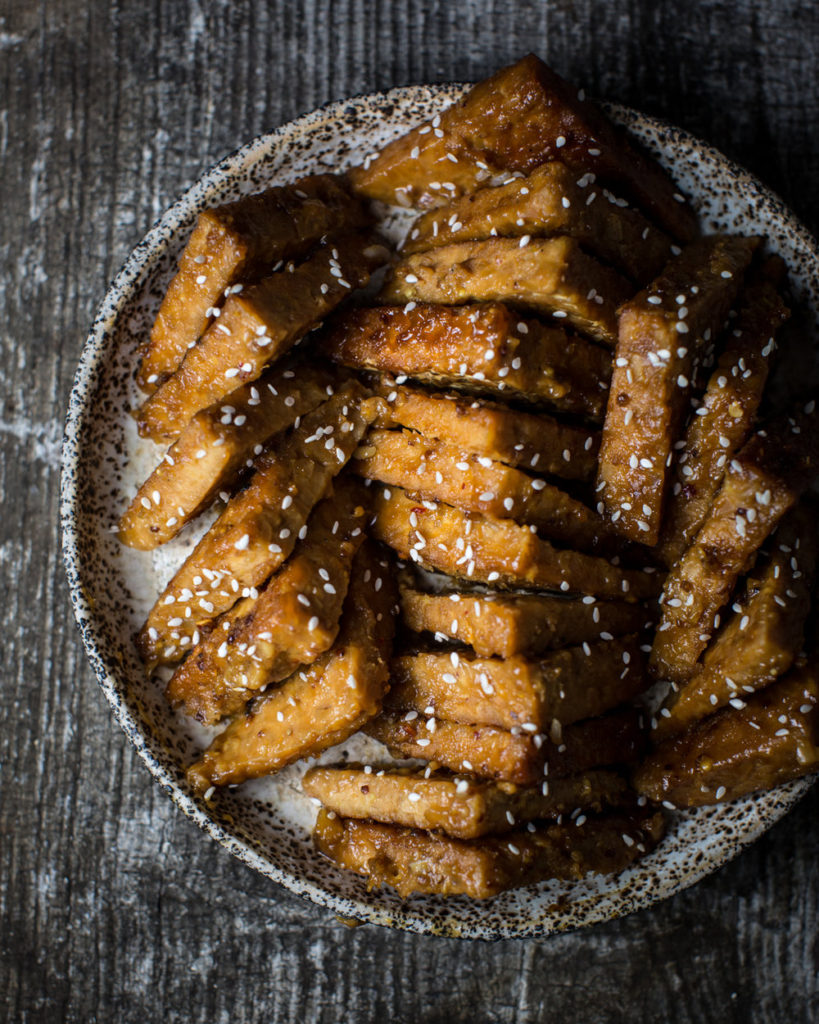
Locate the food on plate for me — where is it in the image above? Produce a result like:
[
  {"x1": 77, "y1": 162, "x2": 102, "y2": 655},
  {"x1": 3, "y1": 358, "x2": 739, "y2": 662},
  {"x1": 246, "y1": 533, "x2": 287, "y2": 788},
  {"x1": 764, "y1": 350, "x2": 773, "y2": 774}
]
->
[
  {"x1": 136, "y1": 382, "x2": 378, "y2": 666},
  {"x1": 401, "y1": 160, "x2": 673, "y2": 284},
  {"x1": 302, "y1": 765, "x2": 629, "y2": 839},
  {"x1": 137, "y1": 174, "x2": 368, "y2": 393},
  {"x1": 398, "y1": 586, "x2": 649, "y2": 658},
  {"x1": 322, "y1": 302, "x2": 611, "y2": 420},
  {"x1": 387, "y1": 635, "x2": 647, "y2": 730},
  {"x1": 635, "y1": 661, "x2": 819, "y2": 807},
  {"x1": 119, "y1": 360, "x2": 335, "y2": 549},
  {"x1": 137, "y1": 231, "x2": 389, "y2": 441},
  {"x1": 380, "y1": 236, "x2": 631, "y2": 346},
  {"x1": 371, "y1": 484, "x2": 661, "y2": 600},
  {"x1": 165, "y1": 478, "x2": 368, "y2": 725},
  {"x1": 366, "y1": 705, "x2": 646, "y2": 785},
  {"x1": 597, "y1": 234, "x2": 760, "y2": 546},
  {"x1": 349, "y1": 53, "x2": 697, "y2": 241},
  {"x1": 653, "y1": 502, "x2": 817, "y2": 739},
  {"x1": 187, "y1": 542, "x2": 398, "y2": 790},
  {"x1": 372, "y1": 382, "x2": 599, "y2": 481},
  {"x1": 312, "y1": 805, "x2": 666, "y2": 898}
]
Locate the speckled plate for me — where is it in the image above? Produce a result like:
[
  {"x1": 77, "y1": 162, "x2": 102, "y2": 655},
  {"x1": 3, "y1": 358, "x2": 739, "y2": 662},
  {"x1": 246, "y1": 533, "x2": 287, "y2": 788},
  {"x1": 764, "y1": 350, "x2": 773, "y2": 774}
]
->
[{"x1": 61, "y1": 83, "x2": 819, "y2": 939}]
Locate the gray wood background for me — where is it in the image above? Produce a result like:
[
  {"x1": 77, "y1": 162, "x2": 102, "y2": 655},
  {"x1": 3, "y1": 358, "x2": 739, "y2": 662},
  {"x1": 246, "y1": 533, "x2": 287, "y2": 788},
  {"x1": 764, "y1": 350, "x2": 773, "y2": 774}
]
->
[{"x1": 2, "y1": 1, "x2": 819, "y2": 1021}]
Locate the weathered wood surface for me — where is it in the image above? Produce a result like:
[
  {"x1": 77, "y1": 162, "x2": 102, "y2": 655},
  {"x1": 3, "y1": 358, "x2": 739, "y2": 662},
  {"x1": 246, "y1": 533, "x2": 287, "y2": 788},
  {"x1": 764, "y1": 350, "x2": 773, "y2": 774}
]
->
[{"x1": 2, "y1": 1, "x2": 819, "y2": 1021}]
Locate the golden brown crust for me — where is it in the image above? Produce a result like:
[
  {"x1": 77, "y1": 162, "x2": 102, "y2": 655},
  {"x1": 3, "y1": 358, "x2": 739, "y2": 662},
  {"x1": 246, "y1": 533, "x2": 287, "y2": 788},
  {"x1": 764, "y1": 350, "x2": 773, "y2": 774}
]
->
[
  {"x1": 165, "y1": 478, "x2": 369, "y2": 725},
  {"x1": 313, "y1": 805, "x2": 666, "y2": 899},
  {"x1": 399, "y1": 586, "x2": 650, "y2": 658},
  {"x1": 401, "y1": 160, "x2": 673, "y2": 284},
  {"x1": 373, "y1": 382, "x2": 599, "y2": 481},
  {"x1": 353, "y1": 429, "x2": 616, "y2": 554},
  {"x1": 597, "y1": 235, "x2": 760, "y2": 545},
  {"x1": 136, "y1": 382, "x2": 378, "y2": 667},
  {"x1": 186, "y1": 542, "x2": 398, "y2": 790},
  {"x1": 653, "y1": 502, "x2": 818, "y2": 739},
  {"x1": 349, "y1": 53, "x2": 697, "y2": 241},
  {"x1": 387, "y1": 635, "x2": 648, "y2": 730},
  {"x1": 303, "y1": 765, "x2": 628, "y2": 839},
  {"x1": 635, "y1": 661, "x2": 819, "y2": 807},
  {"x1": 119, "y1": 362, "x2": 335, "y2": 549},
  {"x1": 658, "y1": 268, "x2": 789, "y2": 565},
  {"x1": 136, "y1": 232, "x2": 388, "y2": 441},
  {"x1": 370, "y1": 484, "x2": 662, "y2": 601},
  {"x1": 138, "y1": 174, "x2": 368, "y2": 392},
  {"x1": 322, "y1": 302, "x2": 611, "y2": 420},
  {"x1": 380, "y1": 236, "x2": 631, "y2": 347}
]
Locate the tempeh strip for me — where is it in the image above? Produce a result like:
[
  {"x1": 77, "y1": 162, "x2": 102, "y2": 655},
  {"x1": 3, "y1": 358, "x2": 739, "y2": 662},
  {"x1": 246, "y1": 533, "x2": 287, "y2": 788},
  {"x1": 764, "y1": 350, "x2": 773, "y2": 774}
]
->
[
  {"x1": 380, "y1": 236, "x2": 631, "y2": 347},
  {"x1": 186, "y1": 543, "x2": 398, "y2": 789},
  {"x1": 597, "y1": 234, "x2": 759, "y2": 545},
  {"x1": 137, "y1": 382, "x2": 378, "y2": 666},
  {"x1": 165, "y1": 479, "x2": 369, "y2": 724}
]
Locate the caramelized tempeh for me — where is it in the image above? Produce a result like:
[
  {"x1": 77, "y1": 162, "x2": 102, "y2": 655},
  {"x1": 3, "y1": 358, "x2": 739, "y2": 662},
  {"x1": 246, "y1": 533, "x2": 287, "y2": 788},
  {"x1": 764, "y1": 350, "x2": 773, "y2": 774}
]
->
[
  {"x1": 187, "y1": 543, "x2": 398, "y2": 789},
  {"x1": 137, "y1": 232, "x2": 388, "y2": 441},
  {"x1": 650, "y1": 402, "x2": 819, "y2": 682},
  {"x1": 303, "y1": 765, "x2": 629, "y2": 839},
  {"x1": 380, "y1": 237, "x2": 631, "y2": 347},
  {"x1": 658, "y1": 267, "x2": 789, "y2": 565},
  {"x1": 374, "y1": 382, "x2": 599, "y2": 481},
  {"x1": 371, "y1": 485, "x2": 661, "y2": 601},
  {"x1": 399, "y1": 587, "x2": 649, "y2": 658},
  {"x1": 388, "y1": 636, "x2": 648, "y2": 730},
  {"x1": 353, "y1": 429, "x2": 614, "y2": 553},
  {"x1": 322, "y1": 302, "x2": 611, "y2": 420},
  {"x1": 635, "y1": 662, "x2": 819, "y2": 807},
  {"x1": 654, "y1": 503, "x2": 818, "y2": 739},
  {"x1": 402, "y1": 160, "x2": 673, "y2": 284},
  {"x1": 597, "y1": 235, "x2": 759, "y2": 545},
  {"x1": 119, "y1": 362, "x2": 335, "y2": 549},
  {"x1": 350, "y1": 53, "x2": 697, "y2": 241},
  {"x1": 138, "y1": 175, "x2": 368, "y2": 392},
  {"x1": 367, "y1": 706, "x2": 646, "y2": 784},
  {"x1": 137, "y1": 383, "x2": 378, "y2": 666},
  {"x1": 313, "y1": 806, "x2": 666, "y2": 899},
  {"x1": 165, "y1": 479, "x2": 369, "y2": 724}
]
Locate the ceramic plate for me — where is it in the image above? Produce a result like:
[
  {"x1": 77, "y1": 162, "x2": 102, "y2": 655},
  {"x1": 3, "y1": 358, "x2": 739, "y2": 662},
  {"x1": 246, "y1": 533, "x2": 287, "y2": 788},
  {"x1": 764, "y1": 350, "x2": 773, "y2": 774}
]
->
[{"x1": 61, "y1": 83, "x2": 819, "y2": 939}]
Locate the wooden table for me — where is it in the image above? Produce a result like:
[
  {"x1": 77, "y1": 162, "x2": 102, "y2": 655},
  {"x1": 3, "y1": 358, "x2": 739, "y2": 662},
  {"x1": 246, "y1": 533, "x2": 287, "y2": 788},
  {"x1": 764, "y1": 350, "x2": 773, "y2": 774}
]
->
[{"x1": 3, "y1": 1, "x2": 818, "y2": 1020}]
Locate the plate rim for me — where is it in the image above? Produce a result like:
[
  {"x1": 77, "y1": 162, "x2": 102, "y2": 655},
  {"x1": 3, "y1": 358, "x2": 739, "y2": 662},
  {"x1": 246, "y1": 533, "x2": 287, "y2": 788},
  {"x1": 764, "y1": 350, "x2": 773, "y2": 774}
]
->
[{"x1": 61, "y1": 81, "x2": 818, "y2": 940}]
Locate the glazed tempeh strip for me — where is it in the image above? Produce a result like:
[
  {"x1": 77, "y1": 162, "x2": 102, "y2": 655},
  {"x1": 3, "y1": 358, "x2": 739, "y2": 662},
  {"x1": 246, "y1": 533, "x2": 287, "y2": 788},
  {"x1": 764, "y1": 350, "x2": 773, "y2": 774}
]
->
[
  {"x1": 658, "y1": 265, "x2": 788, "y2": 565},
  {"x1": 371, "y1": 485, "x2": 661, "y2": 601},
  {"x1": 138, "y1": 174, "x2": 368, "y2": 392},
  {"x1": 402, "y1": 160, "x2": 673, "y2": 284},
  {"x1": 137, "y1": 383, "x2": 378, "y2": 666},
  {"x1": 399, "y1": 587, "x2": 650, "y2": 658},
  {"x1": 388, "y1": 636, "x2": 648, "y2": 731},
  {"x1": 137, "y1": 231, "x2": 388, "y2": 441},
  {"x1": 380, "y1": 236, "x2": 631, "y2": 347},
  {"x1": 597, "y1": 234, "x2": 759, "y2": 545},
  {"x1": 650, "y1": 401, "x2": 819, "y2": 682},
  {"x1": 350, "y1": 53, "x2": 697, "y2": 241},
  {"x1": 119, "y1": 362, "x2": 335, "y2": 549},
  {"x1": 653, "y1": 503, "x2": 817, "y2": 739},
  {"x1": 374, "y1": 382, "x2": 599, "y2": 481},
  {"x1": 367, "y1": 706, "x2": 646, "y2": 784},
  {"x1": 313, "y1": 806, "x2": 666, "y2": 899},
  {"x1": 303, "y1": 765, "x2": 629, "y2": 840},
  {"x1": 187, "y1": 543, "x2": 398, "y2": 790},
  {"x1": 165, "y1": 479, "x2": 369, "y2": 725},
  {"x1": 635, "y1": 662, "x2": 819, "y2": 808},
  {"x1": 353, "y1": 429, "x2": 614, "y2": 553},
  {"x1": 322, "y1": 302, "x2": 611, "y2": 421}
]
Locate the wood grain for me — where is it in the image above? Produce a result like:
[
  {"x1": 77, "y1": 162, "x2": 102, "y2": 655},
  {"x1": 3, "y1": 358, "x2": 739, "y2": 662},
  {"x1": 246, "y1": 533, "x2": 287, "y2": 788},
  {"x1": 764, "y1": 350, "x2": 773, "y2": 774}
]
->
[{"x1": 2, "y1": 1, "x2": 819, "y2": 1021}]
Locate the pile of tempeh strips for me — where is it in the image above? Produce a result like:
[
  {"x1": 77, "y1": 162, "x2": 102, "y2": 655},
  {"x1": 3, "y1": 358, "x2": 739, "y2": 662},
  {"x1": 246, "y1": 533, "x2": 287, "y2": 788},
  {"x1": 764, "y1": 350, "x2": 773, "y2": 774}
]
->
[{"x1": 120, "y1": 54, "x2": 819, "y2": 900}]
